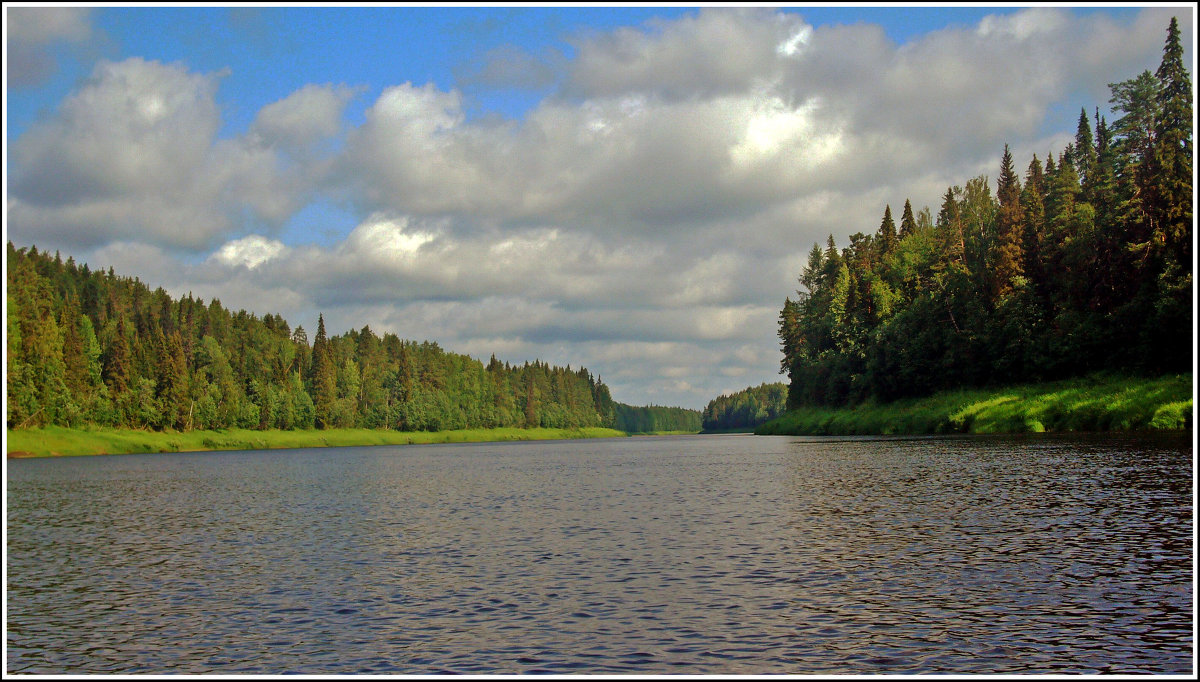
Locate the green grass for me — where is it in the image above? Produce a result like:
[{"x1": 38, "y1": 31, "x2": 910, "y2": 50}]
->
[
  {"x1": 756, "y1": 373, "x2": 1194, "y2": 436},
  {"x1": 6, "y1": 426, "x2": 629, "y2": 458}
]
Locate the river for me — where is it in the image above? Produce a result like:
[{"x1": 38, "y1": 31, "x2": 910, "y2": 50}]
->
[{"x1": 5, "y1": 433, "x2": 1193, "y2": 674}]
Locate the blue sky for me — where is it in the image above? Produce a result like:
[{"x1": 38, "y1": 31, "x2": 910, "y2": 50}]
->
[
  {"x1": 5, "y1": 4, "x2": 1193, "y2": 408},
  {"x1": 12, "y1": 6, "x2": 1144, "y2": 136}
]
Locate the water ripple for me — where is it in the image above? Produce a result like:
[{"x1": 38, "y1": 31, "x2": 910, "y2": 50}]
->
[{"x1": 6, "y1": 433, "x2": 1192, "y2": 674}]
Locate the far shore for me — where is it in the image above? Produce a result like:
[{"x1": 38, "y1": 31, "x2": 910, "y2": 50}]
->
[
  {"x1": 9, "y1": 373, "x2": 1192, "y2": 457},
  {"x1": 5, "y1": 425, "x2": 646, "y2": 458}
]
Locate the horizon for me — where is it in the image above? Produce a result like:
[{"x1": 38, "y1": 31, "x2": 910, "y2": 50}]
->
[{"x1": 4, "y1": 3, "x2": 1195, "y2": 410}]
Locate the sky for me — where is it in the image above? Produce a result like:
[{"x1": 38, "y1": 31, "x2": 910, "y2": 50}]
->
[{"x1": 4, "y1": 3, "x2": 1195, "y2": 410}]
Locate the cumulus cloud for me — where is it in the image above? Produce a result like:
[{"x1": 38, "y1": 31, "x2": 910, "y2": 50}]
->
[
  {"x1": 6, "y1": 6, "x2": 93, "y2": 87},
  {"x1": 209, "y1": 235, "x2": 289, "y2": 269},
  {"x1": 564, "y1": 7, "x2": 810, "y2": 100},
  {"x1": 341, "y1": 79, "x2": 851, "y2": 232},
  {"x1": 250, "y1": 83, "x2": 361, "y2": 151},
  {"x1": 7, "y1": 59, "x2": 327, "y2": 252},
  {"x1": 336, "y1": 6, "x2": 1187, "y2": 253}
]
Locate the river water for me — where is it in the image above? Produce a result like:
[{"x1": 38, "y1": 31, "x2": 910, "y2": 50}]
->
[{"x1": 5, "y1": 433, "x2": 1193, "y2": 674}]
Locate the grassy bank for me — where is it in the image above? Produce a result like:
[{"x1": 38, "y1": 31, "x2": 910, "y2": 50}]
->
[
  {"x1": 6, "y1": 426, "x2": 628, "y2": 458},
  {"x1": 756, "y1": 373, "x2": 1193, "y2": 436}
]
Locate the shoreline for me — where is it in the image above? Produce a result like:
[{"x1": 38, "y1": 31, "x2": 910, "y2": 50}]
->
[
  {"x1": 756, "y1": 373, "x2": 1193, "y2": 436},
  {"x1": 5, "y1": 426, "x2": 632, "y2": 459}
]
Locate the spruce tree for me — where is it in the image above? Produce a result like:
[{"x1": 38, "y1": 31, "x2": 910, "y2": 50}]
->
[
  {"x1": 104, "y1": 317, "x2": 132, "y2": 399},
  {"x1": 311, "y1": 314, "x2": 337, "y2": 429},
  {"x1": 877, "y1": 205, "x2": 897, "y2": 255},
  {"x1": 992, "y1": 144, "x2": 1025, "y2": 298},
  {"x1": 1152, "y1": 16, "x2": 1193, "y2": 268},
  {"x1": 1021, "y1": 155, "x2": 1048, "y2": 303},
  {"x1": 1074, "y1": 108, "x2": 1097, "y2": 189},
  {"x1": 936, "y1": 186, "x2": 965, "y2": 262},
  {"x1": 1108, "y1": 70, "x2": 1161, "y2": 244},
  {"x1": 899, "y1": 199, "x2": 917, "y2": 239},
  {"x1": 1147, "y1": 16, "x2": 1193, "y2": 368}
]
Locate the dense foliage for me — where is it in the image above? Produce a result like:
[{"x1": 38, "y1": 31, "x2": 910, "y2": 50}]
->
[
  {"x1": 6, "y1": 243, "x2": 633, "y2": 433},
  {"x1": 756, "y1": 373, "x2": 1192, "y2": 436},
  {"x1": 778, "y1": 19, "x2": 1193, "y2": 408},
  {"x1": 702, "y1": 382, "x2": 787, "y2": 431},
  {"x1": 614, "y1": 403, "x2": 702, "y2": 433}
]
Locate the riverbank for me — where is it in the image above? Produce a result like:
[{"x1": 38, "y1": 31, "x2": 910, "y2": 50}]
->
[
  {"x1": 6, "y1": 425, "x2": 629, "y2": 458},
  {"x1": 756, "y1": 373, "x2": 1193, "y2": 436}
]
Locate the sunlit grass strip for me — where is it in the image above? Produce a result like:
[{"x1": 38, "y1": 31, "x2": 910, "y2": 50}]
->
[
  {"x1": 6, "y1": 426, "x2": 629, "y2": 458},
  {"x1": 756, "y1": 373, "x2": 1193, "y2": 436}
]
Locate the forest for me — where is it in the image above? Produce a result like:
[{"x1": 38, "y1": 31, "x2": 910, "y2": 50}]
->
[
  {"x1": 613, "y1": 403, "x2": 702, "y2": 433},
  {"x1": 778, "y1": 18, "x2": 1192, "y2": 409},
  {"x1": 702, "y1": 383, "x2": 788, "y2": 431},
  {"x1": 5, "y1": 242, "x2": 699, "y2": 434}
]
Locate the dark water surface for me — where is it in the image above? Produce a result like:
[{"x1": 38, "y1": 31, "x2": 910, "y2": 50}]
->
[{"x1": 6, "y1": 433, "x2": 1193, "y2": 674}]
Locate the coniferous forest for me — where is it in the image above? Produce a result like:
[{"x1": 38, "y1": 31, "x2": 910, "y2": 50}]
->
[
  {"x1": 702, "y1": 383, "x2": 788, "y2": 431},
  {"x1": 6, "y1": 241, "x2": 707, "y2": 434},
  {"x1": 778, "y1": 19, "x2": 1192, "y2": 409}
]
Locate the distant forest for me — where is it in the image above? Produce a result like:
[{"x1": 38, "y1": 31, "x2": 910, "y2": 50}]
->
[
  {"x1": 702, "y1": 382, "x2": 788, "y2": 431},
  {"x1": 6, "y1": 243, "x2": 699, "y2": 433},
  {"x1": 779, "y1": 18, "x2": 1192, "y2": 408}
]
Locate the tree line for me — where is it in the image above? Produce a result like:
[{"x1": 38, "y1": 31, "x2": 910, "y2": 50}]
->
[
  {"x1": 701, "y1": 382, "x2": 788, "y2": 431},
  {"x1": 6, "y1": 241, "x2": 690, "y2": 433},
  {"x1": 614, "y1": 403, "x2": 702, "y2": 433},
  {"x1": 778, "y1": 18, "x2": 1192, "y2": 408}
]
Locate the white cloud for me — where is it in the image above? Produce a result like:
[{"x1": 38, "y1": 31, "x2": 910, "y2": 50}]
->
[
  {"x1": 777, "y1": 23, "x2": 813, "y2": 57},
  {"x1": 8, "y1": 59, "x2": 316, "y2": 251},
  {"x1": 565, "y1": 7, "x2": 810, "y2": 100},
  {"x1": 977, "y1": 8, "x2": 1067, "y2": 41},
  {"x1": 210, "y1": 235, "x2": 288, "y2": 269},
  {"x1": 251, "y1": 83, "x2": 360, "y2": 150}
]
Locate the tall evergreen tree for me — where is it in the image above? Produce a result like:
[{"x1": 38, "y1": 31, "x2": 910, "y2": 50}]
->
[
  {"x1": 992, "y1": 144, "x2": 1025, "y2": 299},
  {"x1": 877, "y1": 205, "x2": 897, "y2": 255},
  {"x1": 1020, "y1": 155, "x2": 1048, "y2": 303},
  {"x1": 899, "y1": 199, "x2": 918, "y2": 238},
  {"x1": 1152, "y1": 15, "x2": 1193, "y2": 269},
  {"x1": 1108, "y1": 70, "x2": 1161, "y2": 245},
  {"x1": 936, "y1": 186, "x2": 965, "y2": 262},
  {"x1": 1146, "y1": 15, "x2": 1193, "y2": 368},
  {"x1": 1074, "y1": 108, "x2": 1097, "y2": 189},
  {"x1": 103, "y1": 317, "x2": 132, "y2": 398},
  {"x1": 311, "y1": 314, "x2": 337, "y2": 429}
]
